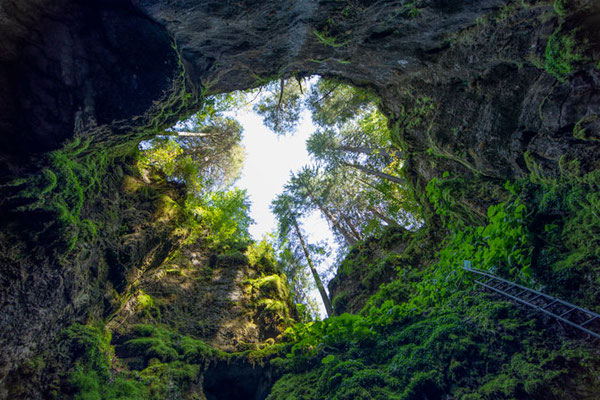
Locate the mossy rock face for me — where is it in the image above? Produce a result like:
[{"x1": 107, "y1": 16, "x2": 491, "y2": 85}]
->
[
  {"x1": 328, "y1": 227, "x2": 434, "y2": 315},
  {"x1": 109, "y1": 239, "x2": 295, "y2": 352},
  {"x1": 268, "y1": 294, "x2": 600, "y2": 400}
]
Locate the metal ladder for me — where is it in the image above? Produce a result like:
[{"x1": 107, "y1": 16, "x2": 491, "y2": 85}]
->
[{"x1": 463, "y1": 261, "x2": 600, "y2": 339}]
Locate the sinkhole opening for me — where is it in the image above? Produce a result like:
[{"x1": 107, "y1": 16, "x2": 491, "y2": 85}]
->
[{"x1": 138, "y1": 76, "x2": 421, "y2": 317}]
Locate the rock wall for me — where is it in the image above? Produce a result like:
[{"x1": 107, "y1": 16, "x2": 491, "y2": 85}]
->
[{"x1": 0, "y1": 0, "x2": 599, "y2": 397}]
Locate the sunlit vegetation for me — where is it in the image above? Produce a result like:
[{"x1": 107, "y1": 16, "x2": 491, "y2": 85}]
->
[
  {"x1": 250, "y1": 77, "x2": 420, "y2": 315},
  {"x1": 255, "y1": 76, "x2": 600, "y2": 398},
  {"x1": 57, "y1": 72, "x2": 600, "y2": 399},
  {"x1": 138, "y1": 92, "x2": 252, "y2": 250}
]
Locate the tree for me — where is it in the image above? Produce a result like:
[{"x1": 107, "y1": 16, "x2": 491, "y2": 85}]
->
[
  {"x1": 189, "y1": 188, "x2": 253, "y2": 248},
  {"x1": 272, "y1": 193, "x2": 333, "y2": 317},
  {"x1": 306, "y1": 79, "x2": 376, "y2": 128},
  {"x1": 306, "y1": 129, "x2": 394, "y2": 159},
  {"x1": 306, "y1": 107, "x2": 406, "y2": 186},
  {"x1": 277, "y1": 243, "x2": 321, "y2": 318},
  {"x1": 288, "y1": 167, "x2": 360, "y2": 247},
  {"x1": 254, "y1": 77, "x2": 376, "y2": 135},
  {"x1": 140, "y1": 94, "x2": 248, "y2": 193},
  {"x1": 253, "y1": 78, "x2": 304, "y2": 136},
  {"x1": 139, "y1": 93, "x2": 253, "y2": 249}
]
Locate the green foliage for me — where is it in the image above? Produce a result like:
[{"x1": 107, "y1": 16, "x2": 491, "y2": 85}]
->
[
  {"x1": 246, "y1": 237, "x2": 279, "y2": 274},
  {"x1": 425, "y1": 178, "x2": 534, "y2": 299},
  {"x1": 553, "y1": 0, "x2": 568, "y2": 17},
  {"x1": 247, "y1": 275, "x2": 289, "y2": 302},
  {"x1": 138, "y1": 138, "x2": 186, "y2": 179},
  {"x1": 9, "y1": 138, "x2": 109, "y2": 251},
  {"x1": 545, "y1": 28, "x2": 588, "y2": 82},
  {"x1": 123, "y1": 324, "x2": 226, "y2": 365},
  {"x1": 269, "y1": 293, "x2": 597, "y2": 400},
  {"x1": 62, "y1": 323, "x2": 231, "y2": 400},
  {"x1": 573, "y1": 115, "x2": 599, "y2": 141},
  {"x1": 62, "y1": 324, "x2": 147, "y2": 400},
  {"x1": 254, "y1": 78, "x2": 304, "y2": 136},
  {"x1": 524, "y1": 165, "x2": 600, "y2": 308},
  {"x1": 391, "y1": 97, "x2": 435, "y2": 146},
  {"x1": 139, "y1": 118, "x2": 245, "y2": 193},
  {"x1": 245, "y1": 271, "x2": 297, "y2": 333},
  {"x1": 187, "y1": 188, "x2": 253, "y2": 248},
  {"x1": 308, "y1": 80, "x2": 377, "y2": 129}
]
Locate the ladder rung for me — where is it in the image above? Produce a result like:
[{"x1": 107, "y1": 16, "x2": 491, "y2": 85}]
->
[
  {"x1": 559, "y1": 308, "x2": 575, "y2": 317},
  {"x1": 491, "y1": 281, "x2": 504, "y2": 289},
  {"x1": 541, "y1": 300, "x2": 558, "y2": 310},
  {"x1": 464, "y1": 263, "x2": 600, "y2": 340},
  {"x1": 581, "y1": 316, "x2": 597, "y2": 327},
  {"x1": 495, "y1": 282, "x2": 514, "y2": 291}
]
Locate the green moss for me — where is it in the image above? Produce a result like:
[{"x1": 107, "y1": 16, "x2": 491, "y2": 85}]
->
[
  {"x1": 269, "y1": 292, "x2": 599, "y2": 399},
  {"x1": 545, "y1": 28, "x2": 588, "y2": 82},
  {"x1": 148, "y1": 42, "x2": 200, "y2": 132},
  {"x1": 573, "y1": 115, "x2": 599, "y2": 141},
  {"x1": 313, "y1": 30, "x2": 348, "y2": 48},
  {"x1": 216, "y1": 251, "x2": 249, "y2": 266},
  {"x1": 6, "y1": 137, "x2": 112, "y2": 251},
  {"x1": 553, "y1": 0, "x2": 568, "y2": 17},
  {"x1": 254, "y1": 275, "x2": 288, "y2": 299},
  {"x1": 61, "y1": 323, "x2": 149, "y2": 400},
  {"x1": 122, "y1": 324, "x2": 226, "y2": 366},
  {"x1": 137, "y1": 292, "x2": 154, "y2": 309},
  {"x1": 246, "y1": 238, "x2": 278, "y2": 274}
]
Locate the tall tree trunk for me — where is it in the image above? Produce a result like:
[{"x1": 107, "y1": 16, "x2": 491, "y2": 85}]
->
[
  {"x1": 368, "y1": 206, "x2": 399, "y2": 227},
  {"x1": 356, "y1": 177, "x2": 401, "y2": 202},
  {"x1": 309, "y1": 192, "x2": 359, "y2": 247},
  {"x1": 341, "y1": 214, "x2": 362, "y2": 241},
  {"x1": 289, "y1": 213, "x2": 333, "y2": 317},
  {"x1": 337, "y1": 145, "x2": 401, "y2": 159},
  {"x1": 167, "y1": 131, "x2": 216, "y2": 137},
  {"x1": 343, "y1": 162, "x2": 406, "y2": 185}
]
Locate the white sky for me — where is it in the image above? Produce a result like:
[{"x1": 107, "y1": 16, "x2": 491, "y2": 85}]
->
[
  {"x1": 235, "y1": 109, "x2": 312, "y2": 238},
  {"x1": 232, "y1": 106, "x2": 338, "y2": 317}
]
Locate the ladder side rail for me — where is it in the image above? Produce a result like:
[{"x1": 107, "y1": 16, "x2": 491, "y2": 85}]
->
[
  {"x1": 465, "y1": 267, "x2": 600, "y2": 319},
  {"x1": 474, "y1": 279, "x2": 600, "y2": 339}
]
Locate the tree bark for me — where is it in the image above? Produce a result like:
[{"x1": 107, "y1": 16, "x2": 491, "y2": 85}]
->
[
  {"x1": 368, "y1": 206, "x2": 399, "y2": 227},
  {"x1": 343, "y1": 162, "x2": 406, "y2": 185},
  {"x1": 305, "y1": 188, "x2": 359, "y2": 247},
  {"x1": 289, "y1": 212, "x2": 333, "y2": 317},
  {"x1": 341, "y1": 214, "x2": 362, "y2": 241},
  {"x1": 167, "y1": 131, "x2": 216, "y2": 137},
  {"x1": 337, "y1": 145, "x2": 401, "y2": 159}
]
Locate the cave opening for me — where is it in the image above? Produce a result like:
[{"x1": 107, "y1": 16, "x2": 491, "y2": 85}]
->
[
  {"x1": 203, "y1": 360, "x2": 273, "y2": 400},
  {"x1": 2, "y1": 1, "x2": 600, "y2": 398},
  {"x1": 138, "y1": 76, "x2": 419, "y2": 318}
]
